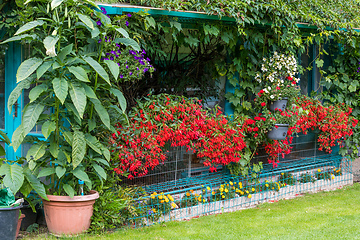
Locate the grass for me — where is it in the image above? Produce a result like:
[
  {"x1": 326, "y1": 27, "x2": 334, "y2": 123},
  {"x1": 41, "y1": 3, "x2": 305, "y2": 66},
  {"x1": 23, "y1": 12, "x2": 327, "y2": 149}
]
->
[{"x1": 24, "y1": 183, "x2": 360, "y2": 240}]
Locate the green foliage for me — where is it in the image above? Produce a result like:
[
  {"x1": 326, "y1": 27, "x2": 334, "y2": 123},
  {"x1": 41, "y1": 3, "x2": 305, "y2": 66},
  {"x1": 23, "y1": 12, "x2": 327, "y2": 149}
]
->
[
  {"x1": 278, "y1": 172, "x2": 296, "y2": 185},
  {"x1": 90, "y1": 174, "x2": 146, "y2": 233},
  {"x1": 299, "y1": 173, "x2": 316, "y2": 183},
  {"x1": 0, "y1": 0, "x2": 141, "y2": 197}
]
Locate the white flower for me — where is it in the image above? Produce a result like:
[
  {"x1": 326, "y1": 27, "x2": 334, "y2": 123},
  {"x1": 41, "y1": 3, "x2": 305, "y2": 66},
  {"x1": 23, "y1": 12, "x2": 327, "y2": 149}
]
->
[
  {"x1": 46, "y1": 45, "x2": 57, "y2": 57},
  {"x1": 268, "y1": 86, "x2": 271, "y2": 90},
  {"x1": 270, "y1": 95, "x2": 274, "y2": 99}
]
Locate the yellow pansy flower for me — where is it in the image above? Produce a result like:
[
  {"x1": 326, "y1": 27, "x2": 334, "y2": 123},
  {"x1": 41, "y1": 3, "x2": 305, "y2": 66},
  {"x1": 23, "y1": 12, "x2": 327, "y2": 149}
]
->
[
  {"x1": 251, "y1": 188, "x2": 255, "y2": 192},
  {"x1": 265, "y1": 184, "x2": 269, "y2": 187},
  {"x1": 219, "y1": 188, "x2": 224, "y2": 192},
  {"x1": 248, "y1": 194, "x2": 252, "y2": 199},
  {"x1": 186, "y1": 192, "x2": 191, "y2": 197},
  {"x1": 229, "y1": 181, "x2": 233, "y2": 186},
  {"x1": 222, "y1": 195, "x2": 225, "y2": 199},
  {"x1": 318, "y1": 169, "x2": 321, "y2": 172},
  {"x1": 207, "y1": 187, "x2": 211, "y2": 191},
  {"x1": 225, "y1": 188, "x2": 229, "y2": 193},
  {"x1": 158, "y1": 195, "x2": 163, "y2": 199},
  {"x1": 152, "y1": 192, "x2": 157, "y2": 195}
]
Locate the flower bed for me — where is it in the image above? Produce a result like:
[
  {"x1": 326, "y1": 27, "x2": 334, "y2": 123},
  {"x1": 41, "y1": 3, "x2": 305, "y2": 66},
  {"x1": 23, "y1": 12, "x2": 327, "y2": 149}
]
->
[{"x1": 129, "y1": 155, "x2": 352, "y2": 226}]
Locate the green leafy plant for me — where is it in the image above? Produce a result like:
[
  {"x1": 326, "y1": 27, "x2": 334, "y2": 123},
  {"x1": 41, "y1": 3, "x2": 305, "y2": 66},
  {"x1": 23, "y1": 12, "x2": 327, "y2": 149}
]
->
[
  {"x1": 299, "y1": 173, "x2": 316, "y2": 183},
  {"x1": 0, "y1": 0, "x2": 143, "y2": 197},
  {"x1": 278, "y1": 172, "x2": 296, "y2": 185},
  {"x1": 315, "y1": 169, "x2": 332, "y2": 180}
]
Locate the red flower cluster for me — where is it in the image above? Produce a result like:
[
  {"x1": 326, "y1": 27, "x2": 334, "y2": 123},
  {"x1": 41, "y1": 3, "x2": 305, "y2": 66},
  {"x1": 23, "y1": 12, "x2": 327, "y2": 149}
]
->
[
  {"x1": 111, "y1": 94, "x2": 247, "y2": 178},
  {"x1": 296, "y1": 96, "x2": 356, "y2": 153}
]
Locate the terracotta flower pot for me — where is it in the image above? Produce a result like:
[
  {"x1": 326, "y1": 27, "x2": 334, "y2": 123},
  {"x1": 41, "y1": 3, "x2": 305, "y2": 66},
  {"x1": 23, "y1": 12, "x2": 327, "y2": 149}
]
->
[
  {"x1": 16, "y1": 214, "x2": 25, "y2": 238},
  {"x1": 43, "y1": 190, "x2": 99, "y2": 236}
]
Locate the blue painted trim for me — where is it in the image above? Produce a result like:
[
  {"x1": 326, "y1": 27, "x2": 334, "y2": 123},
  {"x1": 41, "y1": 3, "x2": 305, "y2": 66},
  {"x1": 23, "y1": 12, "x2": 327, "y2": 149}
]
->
[
  {"x1": 4, "y1": 42, "x2": 22, "y2": 160},
  {"x1": 224, "y1": 74, "x2": 235, "y2": 116}
]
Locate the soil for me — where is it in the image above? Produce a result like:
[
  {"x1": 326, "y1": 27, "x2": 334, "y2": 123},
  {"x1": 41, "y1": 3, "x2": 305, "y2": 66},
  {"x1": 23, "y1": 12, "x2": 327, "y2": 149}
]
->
[{"x1": 353, "y1": 157, "x2": 360, "y2": 182}]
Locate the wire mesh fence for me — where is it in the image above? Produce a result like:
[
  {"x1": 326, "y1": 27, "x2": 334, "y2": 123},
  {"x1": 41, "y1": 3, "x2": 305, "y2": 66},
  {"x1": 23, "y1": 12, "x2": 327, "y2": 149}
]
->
[{"x1": 122, "y1": 133, "x2": 352, "y2": 227}]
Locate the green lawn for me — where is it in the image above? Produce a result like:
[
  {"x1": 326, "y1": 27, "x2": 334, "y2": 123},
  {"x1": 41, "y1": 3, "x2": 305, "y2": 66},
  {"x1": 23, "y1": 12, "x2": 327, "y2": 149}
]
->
[{"x1": 25, "y1": 183, "x2": 360, "y2": 240}]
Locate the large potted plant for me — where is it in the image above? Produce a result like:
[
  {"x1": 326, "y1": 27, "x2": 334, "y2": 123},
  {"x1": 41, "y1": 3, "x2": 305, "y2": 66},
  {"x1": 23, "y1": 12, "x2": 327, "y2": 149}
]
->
[{"x1": 1, "y1": 0, "x2": 150, "y2": 235}]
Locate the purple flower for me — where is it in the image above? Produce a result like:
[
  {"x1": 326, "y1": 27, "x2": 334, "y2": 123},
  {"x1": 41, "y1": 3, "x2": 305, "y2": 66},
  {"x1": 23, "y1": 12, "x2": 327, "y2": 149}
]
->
[
  {"x1": 144, "y1": 68, "x2": 149, "y2": 73},
  {"x1": 136, "y1": 67, "x2": 139, "y2": 70},
  {"x1": 126, "y1": 21, "x2": 129, "y2": 27},
  {"x1": 120, "y1": 74, "x2": 123, "y2": 78},
  {"x1": 110, "y1": 56, "x2": 114, "y2": 60},
  {"x1": 129, "y1": 72, "x2": 133, "y2": 76},
  {"x1": 127, "y1": 13, "x2": 132, "y2": 17},
  {"x1": 97, "y1": 21, "x2": 102, "y2": 26},
  {"x1": 139, "y1": 60, "x2": 145, "y2": 65},
  {"x1": 129, "y1": 50, "x2": 136, "y2": 55},
  {"x1": 104, "y1": 58, "x2": 109, "y2": 60},
  {"x1": 117, "y1": 63, "x2": 121, "y2": 66},
  {"x1": 111, "y1": 50, "x2": 116, "y2": 55},
  {"x1": 117, "y1": 50, "x2": 121, "y2": 54},
  {"x1": 142, "y1": 49, "x2": 146, "y2": 54},
  {"x1": 146, "y1": 57, "x2": 151, "y2": 62},
  {"x1": 106, "y1": 53, "x2": 110, "y2": 56},
  {"x1": 101, "y1": 7, "x2": 107, "y2": 15},
  {"x1": 116, "y1": 44, "x2": 120, "y2": 47},
  {"x1": 98, "y1": 39, "x2": 102, "y2": 43},
  {"x1": 126, "y1": 65, "x2": 129, "y2": 69}
]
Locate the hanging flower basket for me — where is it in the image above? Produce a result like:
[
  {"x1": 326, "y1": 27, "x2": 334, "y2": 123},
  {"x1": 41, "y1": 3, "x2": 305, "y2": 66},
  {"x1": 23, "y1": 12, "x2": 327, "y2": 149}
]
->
[
  {"x1": 267, "y1": 124, "x2": 289, "y2": 140},
  {"x1": 269, "y1": 97, "x2": 288, "y2": 112}
]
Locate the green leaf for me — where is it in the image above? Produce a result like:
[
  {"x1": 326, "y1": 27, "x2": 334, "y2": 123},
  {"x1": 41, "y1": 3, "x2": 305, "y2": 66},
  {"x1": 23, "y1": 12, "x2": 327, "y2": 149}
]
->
[
  {"x1": 0, "y1": 130, "x2": 10, "y2": 145},
  {"x1": 14, "y1": 20, "x2": 44, "y2": 35},
  {"x1": 72, "y1": 168, "x2": 91, "y2": 182},
  {"x1": 104, "y1": 60, "x2": 119, "y2": 80},
  {"x1": 43, "y1": 35, "x2": 59, "y2": 51},
  {"x1": 315, "y1": 59, "x2": 324, "y2": 68},
  {"x1": 82, "y1": 83, "x2": 98, "y2": 99},
  {"x1": 0, "y1": 34, "x2": 34, "y2": 44},
  {"x1": 62, "y1": 131, "x2": 73, "y2": 145},
  {"x1": 88, "y1": 118, "x2": 96, "y2": 131},
  {"x1": 0, "y1": 163, "x2": 24, "y2": 194},
  {"x1": 145, "y1": 17, "x2": 156, "y2": 29},
  {"x1": 68, "y1": 66, "x2": 89, "y2": 82},
  {"x1": 77, "y1": 13, "x2": 94, "y2": 30},
  {"x1": 22, "y1": 102, "x2": 45, "y2": 135},
  {"x1": 72, "y1": 130, "x2": 86, "y2": 169},
  {"x1": 69, "y1": 82, "x2": 87, "y2": 118},
  {"x1": 101, "y1": 147, "x2": 110, "y2": 162},
  {"x1": 49, "y1": 142, "x2": 59, "y2": 158},
  {"x1": 57, "y1": 44, "x2": 73, "y2": 63},
  {"x1": 82, "y1": 56, "x2": 110, "y2": 85},
  {"x1": 110, "y1": 88, "x2": 127, "y2": 112},
  {"x1": 41, "y1": 120, "x2": 56, "y2": 139},
  {"x1": 115, "y1": 28, "x2": 129, "y2": 38},
  {"x1": 29, "y1": 84, "x2": 48, "y2": 103},
  {"x1": 11, "y1": 125, "x2": 25, "y2": 151},
  {"x1": 94, "y1": 11, "x2": 111, "y2": 27},
  {"x1": 90, "y1": 98, "x2": 110, "y2": 129},
  {"x1": 55, "y1": 166, "x2": 66, "y2": 178},
  {"x1": 58, "y1": 44, "x2": 74, "y2": 62},
  {"x1": 94, "y1": 157, "x2": 110, "y2": 167},
  {"x1": 19, "y1": 179, "x2": 33, "y2": 200},
  {"x1": 51, "y1": 0, "x2": 64, "y2": 9},
  {"x1": 36, "y1": 61, "x2": 53, "y2": 79},
  {"x1": 63, "y1": 184, "x2": 75, "y2": 198},
  {"x1": 26, "y1": 142, "x2": 46, "y2": 161},
  {"x1": 184, "y1": 36, "x2": 200, "y2": 47},
  {"x1": 114, "y1": 38, "x2": 141, "y2": 52},
  {"x1": 8, "y1": 78, "x2": 32, "y2": 113},
  {"x1": 85, "y1": 133, "x2": 102, "y2": 154},
  {"x1": 17, "y1": 58, "x2": 43, "y2": 83},
  {"x1": 92, "y1": 163, "x2": 106, "y2": 180},
  {"x1": 170, "y1": 21, "x2": 182, "y2": 32},
  {"x1": 52, "y1": 77, "x2": 68, "y2": 104},
  {"x1": 23, "y1": 168, "x2": 48, "y2": 200},
  {"x1": 38, "y1": 167, "x2": 55, "y2": 178}
]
